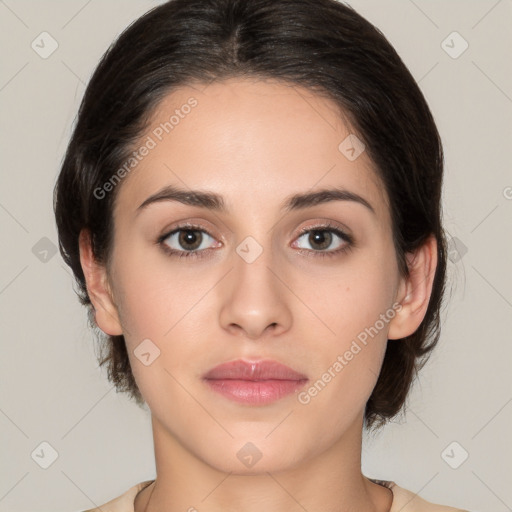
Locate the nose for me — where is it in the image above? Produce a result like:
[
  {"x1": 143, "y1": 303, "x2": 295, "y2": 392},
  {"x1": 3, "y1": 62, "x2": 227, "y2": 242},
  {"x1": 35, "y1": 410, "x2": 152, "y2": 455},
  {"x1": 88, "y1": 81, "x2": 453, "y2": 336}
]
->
[{"x1": 218, "y1": 242, "x2": 293, "y2": 340}]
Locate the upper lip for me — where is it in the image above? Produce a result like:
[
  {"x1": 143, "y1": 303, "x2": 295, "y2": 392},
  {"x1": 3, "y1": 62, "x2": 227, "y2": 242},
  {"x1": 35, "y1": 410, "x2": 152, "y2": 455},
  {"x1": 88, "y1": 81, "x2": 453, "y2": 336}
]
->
[{"x1": 203, "y1": 359, "x2": 308, "y2": 381}]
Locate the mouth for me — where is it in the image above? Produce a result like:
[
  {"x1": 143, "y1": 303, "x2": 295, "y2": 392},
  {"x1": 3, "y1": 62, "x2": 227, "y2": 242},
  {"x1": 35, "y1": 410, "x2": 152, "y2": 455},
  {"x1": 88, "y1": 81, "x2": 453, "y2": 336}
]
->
[{"x1": 202, "y1": 359, "x2": 308, "y2": 405}]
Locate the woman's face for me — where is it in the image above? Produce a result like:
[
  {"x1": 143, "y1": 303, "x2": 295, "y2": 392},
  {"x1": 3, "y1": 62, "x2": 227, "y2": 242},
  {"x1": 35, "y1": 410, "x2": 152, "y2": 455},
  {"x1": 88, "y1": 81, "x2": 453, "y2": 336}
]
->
[{"x1": 96, "y1": 78, "x2": 408, "y2": 473}]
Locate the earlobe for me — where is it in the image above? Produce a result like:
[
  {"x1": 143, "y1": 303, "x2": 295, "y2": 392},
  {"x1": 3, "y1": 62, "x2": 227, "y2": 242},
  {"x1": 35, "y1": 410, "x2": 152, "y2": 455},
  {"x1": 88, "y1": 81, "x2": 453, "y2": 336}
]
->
[
  {"x1": 78, "y1": 229, "x2": 123, "y2": 336},
  {"x1": 387, "y1": 235, "x2": 438, "y2": 340}
]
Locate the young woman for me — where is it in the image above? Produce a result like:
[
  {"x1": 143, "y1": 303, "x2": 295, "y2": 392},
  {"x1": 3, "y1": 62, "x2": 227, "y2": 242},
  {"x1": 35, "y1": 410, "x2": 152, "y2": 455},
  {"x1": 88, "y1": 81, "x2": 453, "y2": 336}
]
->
[{"x1": 54, "y1": 1, "x2": 470, "y2": 510}]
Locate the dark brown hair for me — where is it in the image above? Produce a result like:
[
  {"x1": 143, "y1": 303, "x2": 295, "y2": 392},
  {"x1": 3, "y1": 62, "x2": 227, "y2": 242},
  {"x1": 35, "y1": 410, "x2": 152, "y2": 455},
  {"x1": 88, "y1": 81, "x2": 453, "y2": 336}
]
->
[{"x1": 54, "y1": 0, "x2": 447, "y2": 432}]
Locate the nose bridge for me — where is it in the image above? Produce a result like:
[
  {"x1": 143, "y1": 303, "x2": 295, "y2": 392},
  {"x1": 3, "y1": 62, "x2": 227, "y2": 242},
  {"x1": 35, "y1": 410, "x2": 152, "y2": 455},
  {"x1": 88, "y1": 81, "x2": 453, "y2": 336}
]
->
[
  {"x1": 233, "y1": 232, "x2": 281, "y2": 299},
  {"x1": 218, "y1": 231, "x2": 292, "y2": 337}
]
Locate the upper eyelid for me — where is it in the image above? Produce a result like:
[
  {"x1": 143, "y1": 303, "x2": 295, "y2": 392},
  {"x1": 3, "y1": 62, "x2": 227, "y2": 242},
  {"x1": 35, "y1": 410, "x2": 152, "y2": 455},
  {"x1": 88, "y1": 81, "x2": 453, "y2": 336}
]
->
[{"x1": 297, "y1": 222, "x2": 350, "y2": 236}]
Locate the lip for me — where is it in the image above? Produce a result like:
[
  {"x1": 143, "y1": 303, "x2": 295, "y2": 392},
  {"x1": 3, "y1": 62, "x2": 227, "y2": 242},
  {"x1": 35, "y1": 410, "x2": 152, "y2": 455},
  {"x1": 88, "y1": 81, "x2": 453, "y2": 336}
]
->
[{"x1": 202, "y1": 359, "x2": 308, "y2": 405}]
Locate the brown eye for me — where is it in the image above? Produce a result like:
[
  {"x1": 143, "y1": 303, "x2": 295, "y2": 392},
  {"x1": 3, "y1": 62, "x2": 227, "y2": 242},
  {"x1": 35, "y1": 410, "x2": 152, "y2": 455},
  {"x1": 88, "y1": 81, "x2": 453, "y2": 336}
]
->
[
  {"x1": 294, "y1": 227, "x2": 350, "y2": 253},
  {"x1": 176, "y1": 229, "x2": 203, "y2": 251},
  {"x1": 158, "y1": 225, "x2": 219, "y2": 259},
  {"x1": 306, "y1": 230, "x2": 333, "y2": 251}
]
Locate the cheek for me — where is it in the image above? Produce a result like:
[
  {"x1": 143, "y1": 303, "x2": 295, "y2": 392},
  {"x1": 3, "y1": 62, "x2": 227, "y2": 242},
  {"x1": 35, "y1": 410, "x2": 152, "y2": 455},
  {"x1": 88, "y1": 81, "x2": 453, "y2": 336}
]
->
[
  {"x1": 298, "y1": 257, "x2": 397, "y2": 346},
  {"x1": 109, "y1": 248, "x2": 217, "y2": 387},
  {"x1": 296, "y1": 257, "x2": 398, "y2": 400},
  {"x1": 294, "y1": 287, "x2": 393, "y2": 436},
  {"x1": 110, "y1": 241, "x2": 197, "y2": 339},
  {"x1": 115, "y1": 278, "x2": 171, "y2": 343}
]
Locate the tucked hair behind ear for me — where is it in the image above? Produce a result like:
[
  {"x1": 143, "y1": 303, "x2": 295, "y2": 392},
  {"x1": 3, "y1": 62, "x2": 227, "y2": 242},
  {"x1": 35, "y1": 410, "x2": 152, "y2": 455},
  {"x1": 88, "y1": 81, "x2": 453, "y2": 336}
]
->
[{"x1": 54, "y1": 0, "x2": 447, "y2": 432}]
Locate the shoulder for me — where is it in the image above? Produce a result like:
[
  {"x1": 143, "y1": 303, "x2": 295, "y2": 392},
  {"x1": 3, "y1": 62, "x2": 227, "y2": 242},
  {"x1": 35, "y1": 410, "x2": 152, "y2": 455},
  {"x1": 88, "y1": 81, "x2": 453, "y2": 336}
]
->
[
  {"x1": 389, "y1": 481, "x2": 470, "y2": 512},
  {"x1": 80, "y1": 480, "x2": 154, "y2": 512}
]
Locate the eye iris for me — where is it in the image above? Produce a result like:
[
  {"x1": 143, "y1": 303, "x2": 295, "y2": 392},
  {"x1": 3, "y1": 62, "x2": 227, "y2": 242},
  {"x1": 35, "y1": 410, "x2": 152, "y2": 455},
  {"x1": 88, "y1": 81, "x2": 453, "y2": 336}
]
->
[
  {"x1": 179, "y1": 229, "x2": 202, "y2": 250},
  {"x1": 310, "y1": 230, "x2": 332, "y2": 250}
]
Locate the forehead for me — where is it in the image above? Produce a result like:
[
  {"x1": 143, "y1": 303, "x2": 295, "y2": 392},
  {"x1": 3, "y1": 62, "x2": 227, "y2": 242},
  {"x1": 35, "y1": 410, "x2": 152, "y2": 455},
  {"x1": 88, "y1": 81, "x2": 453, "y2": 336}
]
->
[{"x1": 114, "y1": 77, "x2": 389, "y2": 222}]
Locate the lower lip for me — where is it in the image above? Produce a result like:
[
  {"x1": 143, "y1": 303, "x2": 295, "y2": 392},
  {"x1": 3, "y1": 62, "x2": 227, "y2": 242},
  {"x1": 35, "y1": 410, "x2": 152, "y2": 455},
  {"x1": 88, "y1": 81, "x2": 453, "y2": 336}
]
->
[{"x1": 204, "y1": 378, "x2": 308, "y2": 405}]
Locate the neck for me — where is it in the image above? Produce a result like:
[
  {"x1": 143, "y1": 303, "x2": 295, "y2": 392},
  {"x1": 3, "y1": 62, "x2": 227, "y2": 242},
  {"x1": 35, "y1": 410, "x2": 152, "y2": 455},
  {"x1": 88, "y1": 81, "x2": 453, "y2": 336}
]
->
[{"x1": 135, "y1": 414, "x2": 393, "y2": 512}]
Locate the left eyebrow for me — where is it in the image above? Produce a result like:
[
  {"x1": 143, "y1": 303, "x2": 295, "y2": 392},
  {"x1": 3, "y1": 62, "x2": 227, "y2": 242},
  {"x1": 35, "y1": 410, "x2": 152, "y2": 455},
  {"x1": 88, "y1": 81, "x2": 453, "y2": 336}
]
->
[
  {"x1": 135, "y1": 184, "x2": 375, "y2": 216},
  {"x1": 282, "y1": 187, "x2": 375, "y2": 215}
]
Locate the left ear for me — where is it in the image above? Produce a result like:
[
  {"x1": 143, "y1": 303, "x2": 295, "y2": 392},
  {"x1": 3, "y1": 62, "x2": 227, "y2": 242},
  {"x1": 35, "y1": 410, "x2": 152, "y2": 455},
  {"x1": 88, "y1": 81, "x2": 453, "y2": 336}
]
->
[{"x1": 388, "y1": 234, "x2": 438, "y2": 340}]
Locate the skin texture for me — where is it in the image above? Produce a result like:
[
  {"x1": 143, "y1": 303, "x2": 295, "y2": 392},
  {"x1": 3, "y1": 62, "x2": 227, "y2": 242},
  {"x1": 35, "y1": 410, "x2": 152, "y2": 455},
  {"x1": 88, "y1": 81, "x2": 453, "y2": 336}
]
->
[{"x1": 79, "y1": 77, "x2": 437, "y2": 512}]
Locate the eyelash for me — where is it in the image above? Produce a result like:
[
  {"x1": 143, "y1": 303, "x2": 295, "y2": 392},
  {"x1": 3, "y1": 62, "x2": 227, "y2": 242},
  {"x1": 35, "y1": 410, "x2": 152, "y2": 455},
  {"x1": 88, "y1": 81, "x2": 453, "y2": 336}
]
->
[{"x1": 156, "y1": 221, "x2": 355, "y2": 260}]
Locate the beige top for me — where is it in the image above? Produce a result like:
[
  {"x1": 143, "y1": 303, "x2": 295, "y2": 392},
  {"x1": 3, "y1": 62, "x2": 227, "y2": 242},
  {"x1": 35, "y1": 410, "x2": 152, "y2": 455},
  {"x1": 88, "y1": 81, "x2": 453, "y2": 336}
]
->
[{"x1": 81, "y1": 479, "x2": 470, "y2": 512}]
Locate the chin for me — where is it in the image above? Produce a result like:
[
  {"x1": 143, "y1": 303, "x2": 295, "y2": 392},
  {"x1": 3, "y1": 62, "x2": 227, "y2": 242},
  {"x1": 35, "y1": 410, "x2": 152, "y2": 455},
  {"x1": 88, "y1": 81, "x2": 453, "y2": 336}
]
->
[{"x1": 195, "y1": 434, "x2": 311, "y2": 476}]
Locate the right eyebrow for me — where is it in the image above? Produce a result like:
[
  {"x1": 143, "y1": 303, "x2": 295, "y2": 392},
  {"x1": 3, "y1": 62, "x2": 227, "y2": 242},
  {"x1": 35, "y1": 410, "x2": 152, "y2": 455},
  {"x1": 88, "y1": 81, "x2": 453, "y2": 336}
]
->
[{"x1": 136, "y1": 185, "x2": 226, "y2": 215}]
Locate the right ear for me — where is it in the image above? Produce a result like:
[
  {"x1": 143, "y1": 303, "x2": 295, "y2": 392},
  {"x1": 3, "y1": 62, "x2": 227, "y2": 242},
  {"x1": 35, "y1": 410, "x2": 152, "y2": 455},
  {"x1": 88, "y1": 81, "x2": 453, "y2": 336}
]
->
[{"x1": 78, "y1": 229, "x2": 123, "y2": 336}]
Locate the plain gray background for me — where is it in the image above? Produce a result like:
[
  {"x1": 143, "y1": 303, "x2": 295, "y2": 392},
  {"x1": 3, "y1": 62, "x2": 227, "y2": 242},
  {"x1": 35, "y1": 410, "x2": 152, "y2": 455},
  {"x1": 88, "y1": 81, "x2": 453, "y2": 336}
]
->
[{"x1": 1, "y1": 1, "x2": 511, "y2": 511}]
